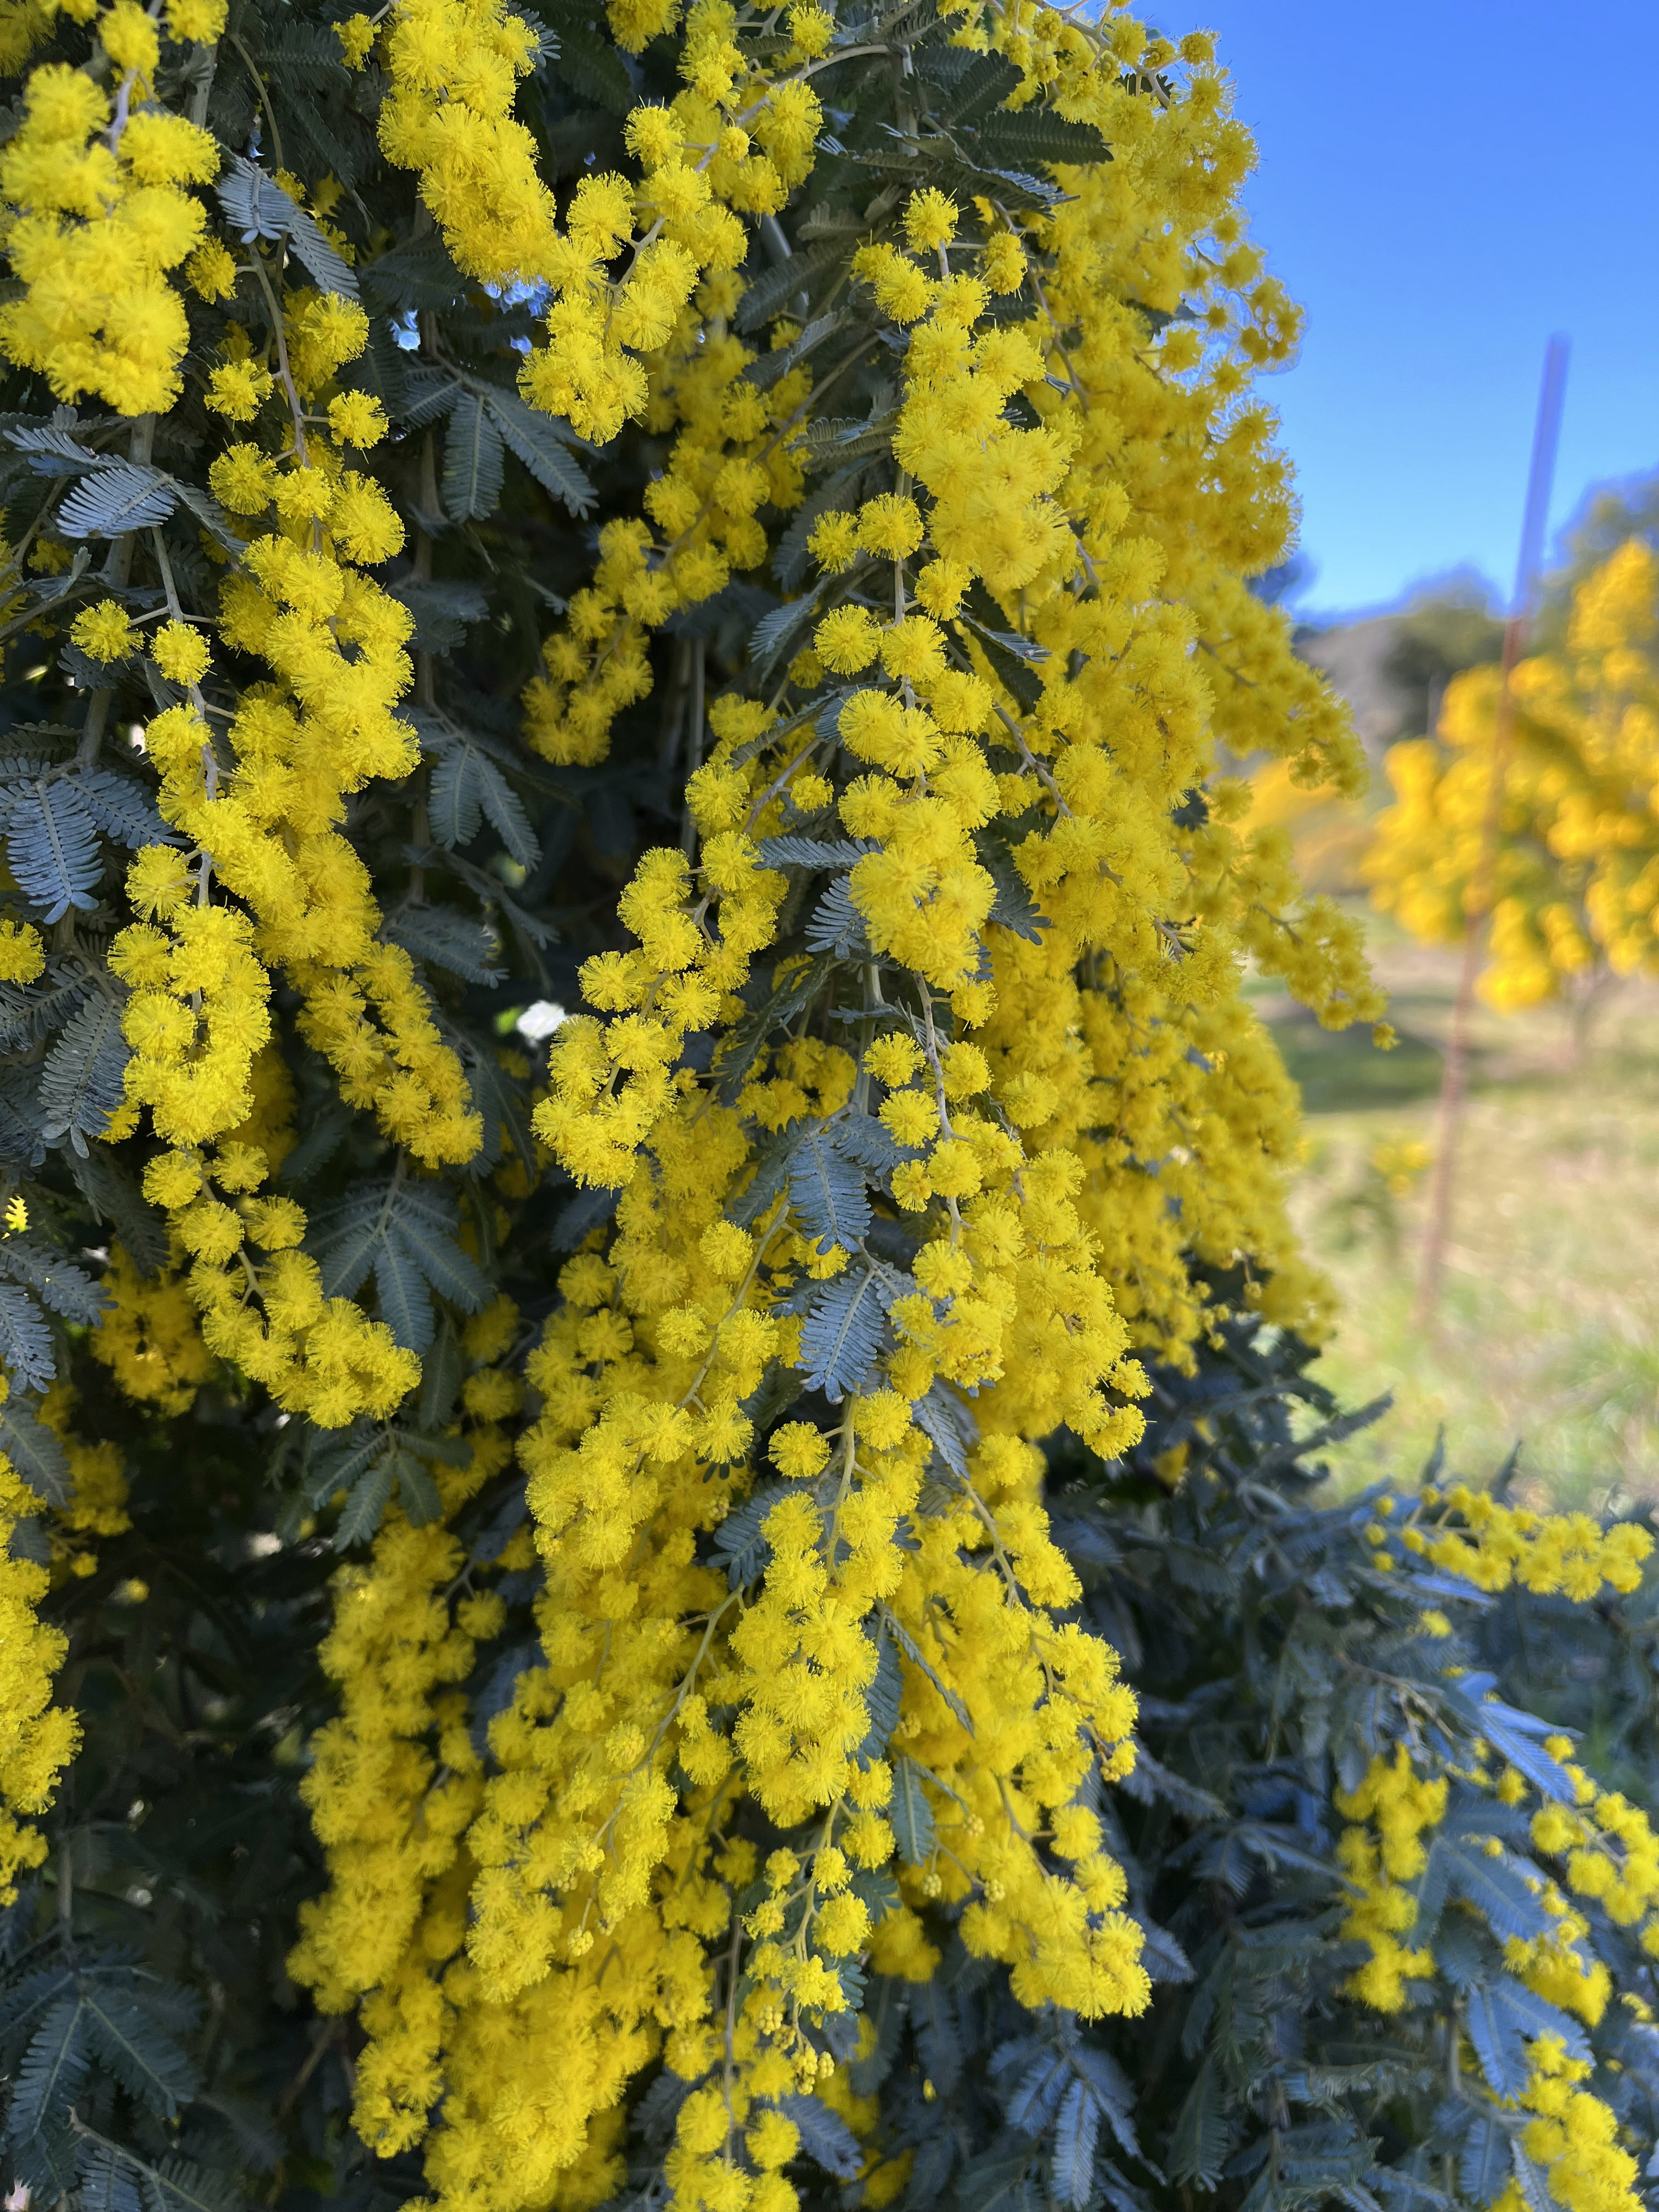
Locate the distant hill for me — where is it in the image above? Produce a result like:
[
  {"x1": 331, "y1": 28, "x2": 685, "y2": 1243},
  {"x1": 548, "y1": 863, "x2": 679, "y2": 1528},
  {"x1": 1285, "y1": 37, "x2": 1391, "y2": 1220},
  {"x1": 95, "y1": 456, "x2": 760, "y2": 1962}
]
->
[
  {"x1": 1297, "y1": 614, "x2": 1418, "y2": 764},
  {"x1": 1295, "y1": 571, "x2": 1504, "y2": 771}
]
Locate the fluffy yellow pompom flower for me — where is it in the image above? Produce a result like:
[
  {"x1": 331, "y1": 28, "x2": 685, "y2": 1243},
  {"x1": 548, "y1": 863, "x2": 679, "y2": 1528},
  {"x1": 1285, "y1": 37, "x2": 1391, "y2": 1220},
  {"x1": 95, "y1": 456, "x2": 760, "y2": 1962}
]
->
[
  {"x1": 165, "y1": 0, "x2": 228, "y2": 38},
  {"x1": 856, "y1": 493, "x2": 924, "y2": 559},
  {"x1": 786, "y1": 0, "x2": 831, "y2": 54},
  {"x1": 328, "y1": 390, "x2": 388, "y2": 448},
  {"x1": 0, "y1": 921, "x2": 43, "y2": 985},
  {"x1": 335, "y1": 10, "x2": 376, "y2": 63},
  {"x1": 981, "y1": 230, "x2": 1026, "y2": 293},
  {"x1": 808, "y1": 511, "x2": 860, "y2": 574},
  {"x1": 72, "y1": 599, "x2": 137, "y2": 663},
  {"x1": 904, "y1": 187, "x2": 959, "y2": 253},
  {"x1": 206, "y1": 360, "x2": 275, "y2": 420},
  {"x1": 186, "y1": 239, "x2": 239, "y2": 302},
  {"x1": 854, "y1": 240, "x2": 935, "y2": 324},
  {"x1": 815, "y1": 606, "x2": 882, "y2": 673},
  {"x1": 102, "y1": 0, "x2": 160, "y2": 77},
  {"x1": 151, "y1": 620, "x2": 210, "y2": 686},
  {"x1": 126, "y1": 845, "x2": 194, "y2": 919},
  {"x1": 768, "y1": 1422, "x2": 830, "y2": 1479},
  {"x1": 207, "y1": 443, "x2": 276, "y2": 515}
]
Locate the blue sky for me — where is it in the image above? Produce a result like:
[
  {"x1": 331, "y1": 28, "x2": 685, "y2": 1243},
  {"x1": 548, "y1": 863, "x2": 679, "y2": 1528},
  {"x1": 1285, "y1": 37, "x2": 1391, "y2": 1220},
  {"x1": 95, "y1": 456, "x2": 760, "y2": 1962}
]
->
[{"x1": 1194, "y1": 0, "x2": 1659, "y2": 616}]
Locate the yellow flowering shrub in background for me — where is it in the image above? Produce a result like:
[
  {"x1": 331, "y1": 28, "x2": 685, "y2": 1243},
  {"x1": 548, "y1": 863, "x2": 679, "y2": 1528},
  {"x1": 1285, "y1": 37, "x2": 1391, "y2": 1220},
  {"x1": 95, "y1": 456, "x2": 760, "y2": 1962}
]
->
[{"x1": 1367, "y1": 539, "x2": 1659, "y2": 1015}]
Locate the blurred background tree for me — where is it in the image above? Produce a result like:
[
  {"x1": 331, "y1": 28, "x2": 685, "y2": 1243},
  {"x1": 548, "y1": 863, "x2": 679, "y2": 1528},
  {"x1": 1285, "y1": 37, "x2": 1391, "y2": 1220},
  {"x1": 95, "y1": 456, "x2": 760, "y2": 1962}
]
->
[
  {"x1": 1234, "y1": 479, "x2": 1659, "y2": 1502},
  {"x1": 1366, "y1": 538, "x2": 1659, "y2": 1036}
]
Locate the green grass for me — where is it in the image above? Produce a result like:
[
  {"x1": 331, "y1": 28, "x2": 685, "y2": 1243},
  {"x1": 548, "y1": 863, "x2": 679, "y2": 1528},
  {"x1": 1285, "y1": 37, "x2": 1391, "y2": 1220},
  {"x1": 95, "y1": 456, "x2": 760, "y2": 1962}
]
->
[{"x1": 1258, "y1": 914, "x2": 1659, "y2": 1512}]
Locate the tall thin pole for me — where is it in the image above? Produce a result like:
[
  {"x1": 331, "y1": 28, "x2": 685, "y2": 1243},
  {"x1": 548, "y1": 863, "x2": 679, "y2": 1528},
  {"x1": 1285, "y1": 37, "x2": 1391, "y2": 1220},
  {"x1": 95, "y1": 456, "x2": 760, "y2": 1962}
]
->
[{"x1": 1416, "y1": 335, "x2": 1569, "y2": 1325}]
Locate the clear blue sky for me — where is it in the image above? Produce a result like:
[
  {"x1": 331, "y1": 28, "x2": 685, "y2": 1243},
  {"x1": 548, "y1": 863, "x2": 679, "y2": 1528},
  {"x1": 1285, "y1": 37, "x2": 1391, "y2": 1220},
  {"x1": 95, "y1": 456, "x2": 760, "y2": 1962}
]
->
[{"x1": 1196, "y1": 0, "x2": 1659, "y2": 616}]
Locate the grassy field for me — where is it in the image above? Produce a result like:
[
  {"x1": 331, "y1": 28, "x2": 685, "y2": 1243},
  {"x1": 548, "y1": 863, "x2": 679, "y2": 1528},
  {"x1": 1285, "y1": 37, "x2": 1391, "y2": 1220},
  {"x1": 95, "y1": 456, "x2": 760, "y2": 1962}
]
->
[{"x1": 1257, "y1": 915, "x2": 1659, "y2": 1513}]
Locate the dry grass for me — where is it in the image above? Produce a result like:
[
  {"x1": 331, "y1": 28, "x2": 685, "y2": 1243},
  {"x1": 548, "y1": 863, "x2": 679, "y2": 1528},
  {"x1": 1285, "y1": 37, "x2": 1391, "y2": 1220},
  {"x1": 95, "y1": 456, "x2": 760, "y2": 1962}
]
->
[{"x1": 1257, "y1": 915, "x2": 1659, "y2": 1512}]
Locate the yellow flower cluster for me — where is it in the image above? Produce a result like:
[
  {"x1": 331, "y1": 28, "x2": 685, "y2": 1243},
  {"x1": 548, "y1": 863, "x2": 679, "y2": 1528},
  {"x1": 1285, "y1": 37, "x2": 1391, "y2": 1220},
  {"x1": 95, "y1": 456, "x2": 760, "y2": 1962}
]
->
[
  {"x1": 1368, "y1": 539, "x2": 1659, "y2": 1012},
  {"x1": 1368, "y1": 1482, "x2": 1653, "y2": 1598},
  {"x1": 285, "y1": 1314, "x2": 526, "y2": 2038},
  {"x1": 0, "y1": 18, "x2": 222, "y2": 414},
  {"x1": 1531, "y1": 1734, "x2": 1659, "y2": 1953},
  {"x1": 0, "y1": 1355, "x2": 135, "y2": 1907},
  {"x1": 289, "y1": 1301, "x2": 664, "y2": 2212},
  {"x1": 40, "y1": 1380, "x2": 130, "y2": 1579},
  {"x1": 1340, "y1": 1460, "x2": 1659, "y2": 2212},
  {"x1": 1353, "y1": 1760, "x2": 1654, "y2": 2212},
  {"x1": 1503, "y1": 1911, "x2": 1612, "y2": 2033},
  {"x1": 0, "y1": 0, "x2": 525, "y2": 1965},
  {"x1": 523, "y1": 269, "x2": 816, "y2": 764},
  {"x1": 0, "y1": 0, "x2": 493, "y2": 1445},
  {"x1": 1341, "y1": 1726, "x2": 1649, "y2": 2212},
  {"x1": 270, "y1": 5, "x2": 1405, "y2": 2204},
  {"x1": 0, "y1": 1392, "x2": 79, "y2": 1901},
  {"x1": 1498, "y1": 1757, "x2": 1646, "y2": 2212},
  {"x1": 377, "y1": 0, "x2": 555, "y2": 283},
  {"x1": 296, "y1": 1127, "x2": 1147, "y2": 2212},
  {"x1": 531, "y1": 60, "x2": 1383, "y2": 1370},
  {"x1": 514, "y1": 41, "x2": 828, "y2": 758},
  {"x1": 89, "y1": 1244, "x2": 216, "y2": 1413},
  {"x1": 1334, "y1": 1745, "x2": 1444, "y2": 2011},
  {"x1": 99, "y1": 312, "x2": 473, "y2": 1426},
  {"x1": 1499, "y1": 2036, "x2": 1642, "y2": 2212},
  {"x1": 383, "y1": 0, "x2": 824, "y2": 471}
]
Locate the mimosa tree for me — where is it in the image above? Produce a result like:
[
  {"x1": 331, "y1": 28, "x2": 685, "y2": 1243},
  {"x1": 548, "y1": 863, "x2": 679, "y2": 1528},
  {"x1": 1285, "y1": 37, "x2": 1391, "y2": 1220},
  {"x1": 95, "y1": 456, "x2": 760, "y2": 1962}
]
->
[
  {"x1": 1368, "y1": 540, "x2": 1659, "y2": 1017},
  {"x1": 0, "y1": 7, "x2": 1655, "y2": 2212}
]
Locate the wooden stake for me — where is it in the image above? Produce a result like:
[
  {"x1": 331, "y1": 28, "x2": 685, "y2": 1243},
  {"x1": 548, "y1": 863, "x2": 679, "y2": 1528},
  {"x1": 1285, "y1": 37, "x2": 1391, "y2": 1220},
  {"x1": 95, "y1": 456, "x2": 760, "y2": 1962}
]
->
[{"x1": 1415, "y1": 335, "x2": 1569, "y2": 1325}]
